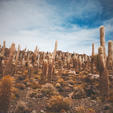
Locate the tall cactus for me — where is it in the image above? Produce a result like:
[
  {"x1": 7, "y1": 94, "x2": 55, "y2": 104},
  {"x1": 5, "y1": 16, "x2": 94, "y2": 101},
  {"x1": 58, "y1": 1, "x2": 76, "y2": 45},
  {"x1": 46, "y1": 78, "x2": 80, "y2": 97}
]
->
[
  {"x1": 47, "y1": 59, "x2": 54, "y2": 82},
  {"x1": 52, "y1": 40, "x2": 58, "y2": 60},
  {"x1": 0, "y1": 54, "x2": 3, "y2": 74},
  {"x1": 100, "y1": 26, "x2": 106, "y2": 59},
  {"x1": 34, "y1": 46, "x2": 39, "y2": 56},
  {"x1": 3, "y1": 43, "x2": 15, "y2": 76},
  {"x1": 91, "y1": 43, "x2": 95, "y2": 74},
  {"x1": 92, "y1": 43, "x2": 95, "y2": 56},
  {"x1": 107, "y1": 40, "x2": 113, "y2": 71},
  {"x1": 41, "y1": 59, "x2": 48, "y2": 83},
  {"x1": 15, "y1": 44, "x2": 20, "y2": 64},
  {"x1": 97, "y1": 46, "x2": 109, "y2": 100},
  {"x1": 1, "y1": 41, "x2": 6, "y2": 56}
]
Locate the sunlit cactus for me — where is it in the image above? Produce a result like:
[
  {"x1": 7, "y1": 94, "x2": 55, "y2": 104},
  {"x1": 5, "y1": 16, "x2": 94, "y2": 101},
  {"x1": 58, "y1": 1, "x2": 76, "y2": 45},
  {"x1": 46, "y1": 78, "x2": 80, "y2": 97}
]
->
[
  {"x1": 107, "y1": 40, "x2": 113, "y2": 71},
  {"x1": 0, "y1": 43, "x2": 1, "y2": 48},
  {"x1": 74, "y1": 55, "x2": 79, "y2": 73},
  {"x1": 34, "y1": 46, "x2": 39, "y2": 70},
  {"x1": 67, "y1": 56, "x2": 71, "y2": 69},
  {"x1": 34, "y1": 46, "x2": 39, "y2": 56},
  {"x1": 1, "y1": 40, "x2": 6, "y2": 56},
  {"x1": 0, "y1": 75, "x2": 14, "y2": 113},
  {"x1": 100, "y1": 26, "x2": 106, "y2": 59},
  {"x1": 47, "y1": 59, "x2": 54, "y2": 82},
  {"x1": 91, "y1": 43, "x2": 95, "y2": 74},
  {"x1": 52, "y1": 40, "x2": 58, "y2": 60},
  {"x1": 15, "y1": 44, "x2": 20, "y2": 64},
  {"x1": 3, "y1": 43, "x2": 15, "y2": 76},
  {"x1": 0, "y1": 55, "x2": 3, "y2": 74},
  {"x1": 41, "y1": 59, "x2": 48, "y2": 83},
  {"x1": 97, "y1": 46, "x2": 109, "y2": 100},
  {"x1": 78, "y1": 56, "x2": 82, "y2": 72},
  {"x1": 92, "y1": 43, "x2": 95, "y2": 56}
]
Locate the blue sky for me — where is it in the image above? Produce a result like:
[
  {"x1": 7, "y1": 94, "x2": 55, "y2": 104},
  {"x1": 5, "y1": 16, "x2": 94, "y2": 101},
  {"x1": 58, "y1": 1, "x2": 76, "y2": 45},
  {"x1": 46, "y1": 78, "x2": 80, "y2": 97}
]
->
[{"x1": 0, "y1": 0, "x2": 113, "y2": 55}]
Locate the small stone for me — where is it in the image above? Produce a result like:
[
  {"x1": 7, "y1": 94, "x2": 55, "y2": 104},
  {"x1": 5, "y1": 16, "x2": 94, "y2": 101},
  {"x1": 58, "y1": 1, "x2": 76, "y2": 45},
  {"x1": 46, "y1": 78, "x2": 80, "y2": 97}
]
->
[
  {"x1": 56, "y1": 83, "x2": 61, "y2": 88},
  {"x1": 32, "y1": 110, "x2": 37, "y2": 113},
  {"x1": 40, "y1": 109, "x2": 45, "y2": 113}
]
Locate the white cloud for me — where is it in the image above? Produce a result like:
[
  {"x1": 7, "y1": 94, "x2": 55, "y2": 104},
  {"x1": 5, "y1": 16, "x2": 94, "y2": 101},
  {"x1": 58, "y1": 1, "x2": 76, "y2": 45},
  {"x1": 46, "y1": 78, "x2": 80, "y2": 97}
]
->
[{"x1": 0, "y1": 0, "x2": 112, "y2": 55}]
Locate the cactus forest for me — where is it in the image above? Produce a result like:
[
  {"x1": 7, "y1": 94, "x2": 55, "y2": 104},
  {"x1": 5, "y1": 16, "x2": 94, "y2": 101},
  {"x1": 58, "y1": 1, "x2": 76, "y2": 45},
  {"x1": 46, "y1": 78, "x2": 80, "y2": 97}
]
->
[
  {"x1": 0, "y1": 26, "x2": 113, "y2": 113},
  {"x1": 0, "y1": 0, "x2": 113, "y2": 113}
]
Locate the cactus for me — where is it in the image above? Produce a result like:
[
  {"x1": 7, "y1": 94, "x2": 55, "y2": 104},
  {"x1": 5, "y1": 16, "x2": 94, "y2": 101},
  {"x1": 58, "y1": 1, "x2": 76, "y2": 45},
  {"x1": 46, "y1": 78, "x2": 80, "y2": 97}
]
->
[
  {"x1": 34, "y1": 46, "x2": 39, "y2": 56},
  {"x1": 97, "y1": 46, "x2": 109, "y2": 100},
  {"x1": 0, "y1": 54, "x2": 3, "y2": 74},
  {"x1": 47, "y1": 59, "x2": 54, "y2": 82},
  {"x1": 92, "y1": 43, "x2": 95, "y2": 56},
  {"x1": 91, "y1": 43, "x2": 95, "y2": 74},
  {"x1": 107, "y1": 40, "x2": 113, "y2": 71},
  {"x1": 0, "y1": 75, "x2": 14, "y2": 113},
  {"x1": 100, "y1": 26, "x2": 106, "y2": 59},
  {"x1": 1, "y1": 41, "x2": 6, "y2": 56},
  {"x1": 41, "y1": 59, "x2": 48, "y2": 83},
  {"x1": 15, "y1": 44, "x2": 20, "y2": 64},
  {"x1": 3, "y1": 43, "x2": 15, "y2": 76},
  {"x1": 52, "y1": 40, "x2": 58, "y2": 60},
  {"x1": 78, "y1": 56, "x2": 82, "y2": 72}
]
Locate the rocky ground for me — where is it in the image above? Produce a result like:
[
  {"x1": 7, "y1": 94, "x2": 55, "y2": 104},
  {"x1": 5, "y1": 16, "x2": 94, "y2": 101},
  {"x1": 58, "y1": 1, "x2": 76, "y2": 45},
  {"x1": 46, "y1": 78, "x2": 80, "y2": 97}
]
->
[{"x1": 7, "y1": 68, "x2": 113, "y2": 113}]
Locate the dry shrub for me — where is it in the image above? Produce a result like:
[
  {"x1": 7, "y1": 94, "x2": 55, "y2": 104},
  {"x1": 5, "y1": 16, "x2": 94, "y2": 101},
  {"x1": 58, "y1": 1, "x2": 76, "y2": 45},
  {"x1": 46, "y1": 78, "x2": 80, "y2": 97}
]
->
[
  {"x1": 16, "y1": 83, "x2": 26, "y2": 90},
  {"x1": 31, "y1": 81, "x2": 41, "y2": 89},
  {"x1": 75, "y1": 106, "x2": 96, "y2": 113},
  {"x1": 0, "y1": 75, "x2": 14, "y2": 113},
  {"x1": 57, "y1": 78, "x2": 64, "y2": 83},
  {"x1": 72, "y1": 85, "x2": 86, "y2": 99},
  {"x1": 47, "y1": 95, "x2": 72, "y2": 112},
  {"x1": 108, "y1": 89, "x2": 113, "y2": 103},
  {"x1": 24, "y1": 70, "x2": 28, "y2": 75},
  {"x1": 11, "y1": 87, "x2": 19, "y2": 99},
  {"x1": 15, "y1": 100, "x2": 30, "y2": 113},
  {"x1": 41, "y1": 83, "x2": 59, "y2": 97}
]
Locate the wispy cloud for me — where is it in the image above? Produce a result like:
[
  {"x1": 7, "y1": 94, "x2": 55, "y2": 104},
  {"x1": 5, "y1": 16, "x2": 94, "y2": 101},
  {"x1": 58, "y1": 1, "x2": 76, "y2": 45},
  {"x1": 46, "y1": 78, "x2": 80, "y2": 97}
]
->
[{"x1": 0, "y1": 0, "x2": 113, "y2": 55}]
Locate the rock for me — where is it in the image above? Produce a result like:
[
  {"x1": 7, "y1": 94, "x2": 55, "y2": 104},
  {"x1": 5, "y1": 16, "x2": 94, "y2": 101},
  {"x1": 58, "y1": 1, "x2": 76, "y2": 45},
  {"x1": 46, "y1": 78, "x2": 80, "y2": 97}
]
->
[
  {"x1": 68, "y1": 92, "x2": 74, "y2": 98},
  {"x1": 88, "y1": 74, "x2": 100, "y2": 79},
  {"x1": 109, "y1": 75, "x2": 113, "y2": 80},
  {"x1": 56, "y1": 83, "x2": 61, "y2": 88},
  {"x1": 40, "y1": 109, "x2": 45, "y2": 113},
  {"x1": 103, "y1": 103, "x2": 113, "y2": 110},
  {"x1": 32, "y1": 110, "x2": 37, "y2": 113}
]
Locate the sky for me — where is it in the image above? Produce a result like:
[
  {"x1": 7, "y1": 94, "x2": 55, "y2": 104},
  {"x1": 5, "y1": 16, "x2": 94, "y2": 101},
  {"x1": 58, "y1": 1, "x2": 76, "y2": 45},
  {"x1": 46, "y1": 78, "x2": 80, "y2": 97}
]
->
[{"x1": 0, "y1": 0, "x2": 113, "y2": 55}]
